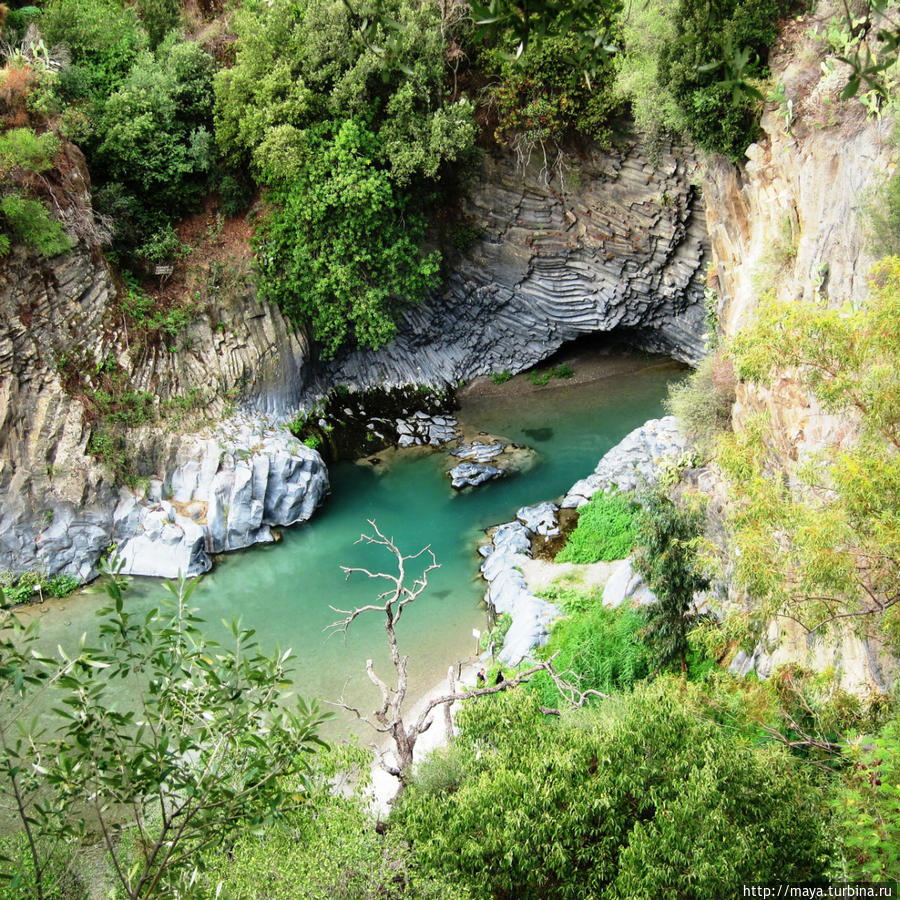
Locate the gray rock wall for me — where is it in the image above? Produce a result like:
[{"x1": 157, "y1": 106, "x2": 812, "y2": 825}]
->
[{"x1": 309, "y1": 137, "x2": 709, "y2": 396}]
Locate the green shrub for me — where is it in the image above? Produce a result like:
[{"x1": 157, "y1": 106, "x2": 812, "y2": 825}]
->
[
  {"x1": 665, "y1": 351, "x2": 736, "y2": 459},
  {"x1": 200, "y1": 743, "x2": 471, "y2": 900},
  {"x1": 556, "y1": 490, "x2": 639, "y2": 564},
  {"x1": 255, "y1": 120, "x2": 441, "y2": 356},
  {"x1": 97, "y1": 38, "x2": 215, "y2": 216},
  {"x1": 530, "y1": 593, "x2": 651, "y2": 706},
  {"x1": 0, "y1": 192, "x2": 71, "y2": 257},
  {"x1": 0, "y1": 128, "x2": 60, "y2": 174},
  {"x1": 217, "y1": 171, "x2": 254, "y2": 217},
  {"x1": 41, "y1": 0, "x2": 146, "y2": 101},
  {"x1": 397, "y1": 681, "x2": 830, "y2": 899},
  {"x1": 136, "y1": 0, "x2": 180, "y2": 48},
  {"x1": 831, "y1": 715, "x2": 900, "y2": 879},
  {"x1": 46, "y1": 573, "x2": 80, "y2": 597},
  {"x1": 481, "y1": 26, "x2": 620, "y2": 149},
  {"x1": 617, "y1": 0, "x2": 786, "y2": 160},
  {"x1": 215, "y1": 0, "x2": 477, "y2": 357},
  {"x1": 491, "y1": 369, "x2": 512, "y2": 384}
]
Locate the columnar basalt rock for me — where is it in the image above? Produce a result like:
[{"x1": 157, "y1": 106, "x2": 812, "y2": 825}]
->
[
  {"x1": 309, "y1": 137, "x2": 709, "y2": 396},
  {"x1": 0, "y1": 148, "x2": 319, "y2": 580}
]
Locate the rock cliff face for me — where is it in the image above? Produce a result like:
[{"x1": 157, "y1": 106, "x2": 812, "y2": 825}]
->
[
  {"x1": 310, "y1": 136, "x2": 709, "y2": 396},
  {"x1": 0, "y1": 147, "x2": 323, "y2": 580},
  {"x1": 0, "y1": 131, "x2": 709, "y2": 581},
  {"x1": 702, "y1": 5, "x2": 897, "y2": 690}
]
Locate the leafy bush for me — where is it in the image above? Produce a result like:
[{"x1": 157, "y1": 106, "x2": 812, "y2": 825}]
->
[
  {"x1": 530, "y1": 593, "x2": 651, "y2": 706},
  {"x1": 831, "y1": 716, "x2": 900, "y2": 879},
  {"x1": 633, "y1": 490, "x2": 711, "y2": 675},
  {"x1": 255, "y1": 120, "x2": 441, "y2": 356},
  {"x1": 199, "y1": 741, "x2": 471, "y2": 900},
  {"x1": 96, "y1": 37, "x2": 215, "y2": 217},
  {"x1": 41, "y1": 0, "x2": 146, "y2": 101},
  {"x1": 397, "y1": 681, "x2": 830, "y2": 899},
  {"x1": 482, "y1": 27, "x2": 621, "y2": 149},
  {"x1": 617, "y1": 0, "x2": 787, "y2": 160},
  {"x1": 217, "y1": 171, "x2": 254, "y2": 217},
  {"x1": 215, "y1": 0, "x2": 476, "y2": 356},
  {"x1": 0, "y1": 127, "x2": 59, "y2": 173},
  {"x1": 556, "y1": 490, "x2": 639, "y2": 564},
  {"x1": 665, "y1": 351, "x2": 736, "y2": 459},
  {"x1": 491, "y1": 369, "x2": 512, "y2": 384},
  {"x1": 721, "y1": 259, "x2": 900, "y2": 650},
  {"x1": 0, "y1": 191, "x2": 70, "y2": 256}
]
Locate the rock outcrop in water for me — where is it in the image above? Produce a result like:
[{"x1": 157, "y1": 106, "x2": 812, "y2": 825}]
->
[{"x1": 112, "y1": 419, "x2": 328, "y2": 577}]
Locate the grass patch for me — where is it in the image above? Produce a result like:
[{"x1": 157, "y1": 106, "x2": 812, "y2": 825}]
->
[
  {"x1": 555, "y1": 490, "x2": 639, "y2": 564},
  {"x1": 530, "y1": 590, "x2": 651, "y2": 707}
]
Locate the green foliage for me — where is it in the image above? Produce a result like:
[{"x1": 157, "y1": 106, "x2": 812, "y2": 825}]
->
[
  {"x1": 665, "y1": 351, "x2": 736, "y2": 459},
  {"x1": 199, "y1": 742, "x2": 471, "y2": 900},
  {"x1": 397, "y1": 681, "x2": 829, "y2": 899},
  {"x1": 864, "y1": 166, "x2": 900, "y2": 257},
  {"x1": 832, "y1": 716, "x2": 900, "y2": 879},
  {"x1": 633, "y1": 491, "x2": 711, "y2": 675},
  {"x1": 96, "y1": 37, "x2": 215, "y2": 218},
  {"x1": 255, "y1": 120, "x2": 441, "y2": 356},
  {"x1": 0, "y1": 570, "x2": 81, "y2": 608},
  {"x1": 215, "y1": 0, "x2": 476, "y2": 356},
  {"x1": 217, "y1": 171, "x2": 254, "y2": 217},
  {"x1": 556, "y1": 489, "x2": 638, "y2": 564},
  {"x1": 480, "y1": 610, "x2": 513, "y2": 650},
  {"x1": 137, "y1": 222, "x2": 190, "y2": 264},
  {"x1": 526, "y1": 362, "x2": 574, "y2": 386},
  {"x1": 303, "y1": 434, "x2": 321, "y2": 450},
  {"x1": 41, "y1": 0, "x2": 146, "y2": 101},
  {"x1": 722, "y1": 261, "x2": 900, "y2": 645},
  {"x1": 531, "y1": 588, "x2": 651, "y2": 705},
  {"x1": 0, "y1": 191, "x2": 70, "y2": 257},
  {"x1": 482, "y1": 26, "x2": 620, "y2": 148},
  {"x1": 491, "y1": 369, "x2": 512, "y2": 384},
  {"x1": 119, "y1": 273, "x2": 198, "y2": 341},
  {"x1": 136, "y1": 0, "x2": 180, "y2": 48},
  {"x1": 617, "y1": 0, "x2": 786, "y2": 159},
  {"x1": 0, "y1": 572, "x2": 328, "y2": 900},
  {"x1": 0, "y1": 127, "x2": 59, "y2": 174}
]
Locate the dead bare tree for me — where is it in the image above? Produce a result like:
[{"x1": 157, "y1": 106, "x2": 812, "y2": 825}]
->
[{"x1": 327, "y1": 520, "x2": 558, "y2": 786}]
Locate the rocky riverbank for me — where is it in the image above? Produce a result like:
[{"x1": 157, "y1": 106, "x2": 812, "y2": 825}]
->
[{"x1": 479, "y1": 416, "x2": 686, "y2": 664}]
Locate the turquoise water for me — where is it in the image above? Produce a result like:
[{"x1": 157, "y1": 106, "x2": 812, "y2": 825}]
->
[{"x1": 24, "y1": 354, "x2": 683, "y2": 737}]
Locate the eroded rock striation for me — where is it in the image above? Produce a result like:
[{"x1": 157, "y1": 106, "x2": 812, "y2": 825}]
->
[
  {"x1": 1, "y1": 132, "x2": 708, "y2": 582},
  {"x1": 309, "y1": 137, "x2": 709, "y2": 396}
]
